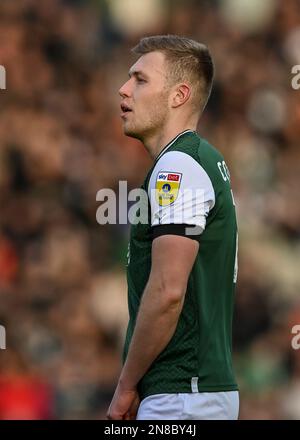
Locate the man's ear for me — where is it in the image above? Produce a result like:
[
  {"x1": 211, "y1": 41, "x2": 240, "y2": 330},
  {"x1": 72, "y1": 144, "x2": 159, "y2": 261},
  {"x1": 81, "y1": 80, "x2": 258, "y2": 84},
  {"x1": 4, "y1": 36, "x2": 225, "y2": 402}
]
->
[{"x1": 171, "y1": 83, "x2": 191, "y2": 108}]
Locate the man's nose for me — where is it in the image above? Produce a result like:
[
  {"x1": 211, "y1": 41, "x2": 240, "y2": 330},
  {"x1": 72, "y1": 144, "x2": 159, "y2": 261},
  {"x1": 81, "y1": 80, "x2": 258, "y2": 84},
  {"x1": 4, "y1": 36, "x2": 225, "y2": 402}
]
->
[{"x1": 119, "y1": 79, "x2": 131, "y2": 98}]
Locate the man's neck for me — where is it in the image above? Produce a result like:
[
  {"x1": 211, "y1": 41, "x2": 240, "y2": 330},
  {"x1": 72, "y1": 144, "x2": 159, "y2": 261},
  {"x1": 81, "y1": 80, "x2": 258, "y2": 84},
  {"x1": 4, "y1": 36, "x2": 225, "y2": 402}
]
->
[{"x1": 143, "y1": 123, "x2": 197, "y2": 161}]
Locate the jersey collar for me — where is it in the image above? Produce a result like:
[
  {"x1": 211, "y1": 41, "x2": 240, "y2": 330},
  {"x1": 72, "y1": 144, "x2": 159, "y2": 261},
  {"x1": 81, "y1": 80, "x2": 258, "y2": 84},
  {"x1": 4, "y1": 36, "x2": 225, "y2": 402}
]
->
[{"x1": 154, "y1": 129, "x2": 195, "y2": 163}]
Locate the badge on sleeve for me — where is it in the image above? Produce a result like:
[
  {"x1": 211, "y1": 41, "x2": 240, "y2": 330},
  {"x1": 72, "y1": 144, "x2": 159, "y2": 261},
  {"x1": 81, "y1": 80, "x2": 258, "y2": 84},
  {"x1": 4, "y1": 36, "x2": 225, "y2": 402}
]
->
[{"x1": 155, "y1": 171, "x2": 182, "y2": 206}]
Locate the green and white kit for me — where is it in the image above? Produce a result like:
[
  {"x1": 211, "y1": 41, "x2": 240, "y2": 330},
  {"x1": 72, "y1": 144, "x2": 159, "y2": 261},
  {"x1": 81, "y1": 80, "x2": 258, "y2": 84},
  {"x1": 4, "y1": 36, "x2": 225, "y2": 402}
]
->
[{"x1": 123, "y1": 129, "x2": 238, "y2": 402}]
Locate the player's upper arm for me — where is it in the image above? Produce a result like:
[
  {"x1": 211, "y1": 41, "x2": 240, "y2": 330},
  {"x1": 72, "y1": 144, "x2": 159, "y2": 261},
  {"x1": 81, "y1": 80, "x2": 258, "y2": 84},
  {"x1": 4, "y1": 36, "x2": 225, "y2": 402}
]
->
[
  {"x1": 148, "y1": 151, "x2": 215, "y2": 241},
  {"x1": 149, "y1": 234, "x2": 199, "y2": 304}
]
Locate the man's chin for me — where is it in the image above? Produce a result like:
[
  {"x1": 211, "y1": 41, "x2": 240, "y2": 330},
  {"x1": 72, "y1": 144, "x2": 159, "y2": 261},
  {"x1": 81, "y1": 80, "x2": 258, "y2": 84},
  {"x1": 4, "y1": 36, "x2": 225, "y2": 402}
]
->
[{"x1": 123, "y1": 125, "x2": 143, "y2": 141}]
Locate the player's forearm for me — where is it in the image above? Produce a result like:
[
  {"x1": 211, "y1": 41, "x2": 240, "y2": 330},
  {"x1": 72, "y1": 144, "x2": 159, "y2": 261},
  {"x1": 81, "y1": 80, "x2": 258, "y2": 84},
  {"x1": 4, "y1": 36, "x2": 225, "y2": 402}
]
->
[{"x1": 119, "y1": 281, "x2": 185, "y2": 390}]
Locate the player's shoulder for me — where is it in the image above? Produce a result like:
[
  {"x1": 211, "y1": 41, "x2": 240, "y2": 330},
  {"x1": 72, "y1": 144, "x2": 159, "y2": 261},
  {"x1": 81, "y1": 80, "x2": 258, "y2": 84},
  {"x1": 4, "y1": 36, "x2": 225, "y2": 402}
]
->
[
  {"x1": 148, "y1": 132, "x2": 214, "y2": 193},
  {"x1": 161, "y1": 131, "x2": 224, "y2": 173},
  {"x1": 146, "y1": 131, "x2": 226, "y2": 188},
  {"x1": 168, "y1": 131, "x2": 224, "y2": 162}
]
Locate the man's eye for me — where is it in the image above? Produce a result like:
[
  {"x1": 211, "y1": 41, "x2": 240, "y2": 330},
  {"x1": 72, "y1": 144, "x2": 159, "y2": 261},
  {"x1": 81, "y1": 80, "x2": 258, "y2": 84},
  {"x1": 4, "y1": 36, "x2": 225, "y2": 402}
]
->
[{"x1": 137, "y1": 78, "x2": 146, "y2": 83}]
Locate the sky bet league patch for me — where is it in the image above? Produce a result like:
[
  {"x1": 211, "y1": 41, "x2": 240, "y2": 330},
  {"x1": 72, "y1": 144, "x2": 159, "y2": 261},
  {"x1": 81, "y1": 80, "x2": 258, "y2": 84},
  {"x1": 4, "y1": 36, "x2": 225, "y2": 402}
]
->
[{"x1": 155, "y1": 171, "x2": 182, "y2": 206}]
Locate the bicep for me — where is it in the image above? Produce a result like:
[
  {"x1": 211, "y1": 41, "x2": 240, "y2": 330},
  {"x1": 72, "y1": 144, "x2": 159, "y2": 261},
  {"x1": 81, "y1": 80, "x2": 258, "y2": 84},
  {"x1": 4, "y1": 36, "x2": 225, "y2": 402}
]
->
[{"x1": 149, "y1": 234, "x2": 199, "y2": 300}]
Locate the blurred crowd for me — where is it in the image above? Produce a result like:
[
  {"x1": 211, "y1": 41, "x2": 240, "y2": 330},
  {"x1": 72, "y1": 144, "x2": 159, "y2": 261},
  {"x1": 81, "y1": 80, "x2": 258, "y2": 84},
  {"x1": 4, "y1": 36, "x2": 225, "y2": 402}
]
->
[{"x1": 0, "y1": 0, "x2": 300, "y2": 419}]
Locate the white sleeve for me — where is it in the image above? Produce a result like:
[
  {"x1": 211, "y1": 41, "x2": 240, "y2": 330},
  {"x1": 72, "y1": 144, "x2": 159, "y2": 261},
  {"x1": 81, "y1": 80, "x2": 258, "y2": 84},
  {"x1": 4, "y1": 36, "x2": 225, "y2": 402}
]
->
[{"x1": 148, "y1": 151, "x2": 215, "y2": 233}]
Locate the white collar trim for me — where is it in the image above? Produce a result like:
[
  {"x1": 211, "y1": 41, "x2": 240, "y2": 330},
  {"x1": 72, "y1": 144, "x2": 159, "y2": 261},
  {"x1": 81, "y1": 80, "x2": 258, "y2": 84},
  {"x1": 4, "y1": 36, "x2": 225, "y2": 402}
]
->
[{"x1": 155, "y1": 129, "x2": 194, "y2": 162}]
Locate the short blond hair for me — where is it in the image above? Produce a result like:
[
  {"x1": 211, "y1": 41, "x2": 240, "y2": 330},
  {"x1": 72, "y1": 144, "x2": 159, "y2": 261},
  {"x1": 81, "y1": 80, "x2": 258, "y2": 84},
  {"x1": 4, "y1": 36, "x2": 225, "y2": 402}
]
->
[{"x1": 132, "y1": 35, "x2": 214, "y2": 114}]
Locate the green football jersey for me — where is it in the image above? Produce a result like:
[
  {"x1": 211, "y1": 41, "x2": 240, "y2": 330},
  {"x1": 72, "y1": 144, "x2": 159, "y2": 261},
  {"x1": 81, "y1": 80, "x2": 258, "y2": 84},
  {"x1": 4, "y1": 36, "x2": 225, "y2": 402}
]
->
[{"x1": 123, "y1": 130, "x2": 238, "y2": 401}]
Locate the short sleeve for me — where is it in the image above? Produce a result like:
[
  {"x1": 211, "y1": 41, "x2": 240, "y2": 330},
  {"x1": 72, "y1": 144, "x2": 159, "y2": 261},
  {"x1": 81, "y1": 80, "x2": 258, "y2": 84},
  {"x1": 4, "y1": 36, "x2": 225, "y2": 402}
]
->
[{"x1": 148, "y1": 151, "x2": 215, "y2": 237}]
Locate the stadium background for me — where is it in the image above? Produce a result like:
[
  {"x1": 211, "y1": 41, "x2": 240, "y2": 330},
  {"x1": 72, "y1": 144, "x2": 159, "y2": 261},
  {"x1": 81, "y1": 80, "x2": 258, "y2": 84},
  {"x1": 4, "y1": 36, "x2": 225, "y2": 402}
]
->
[{"x1": 0, "y1": 0, "x2": 300, "y2": 419}]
